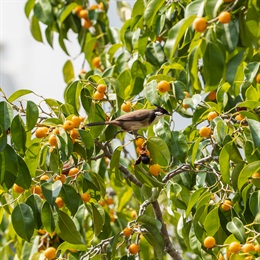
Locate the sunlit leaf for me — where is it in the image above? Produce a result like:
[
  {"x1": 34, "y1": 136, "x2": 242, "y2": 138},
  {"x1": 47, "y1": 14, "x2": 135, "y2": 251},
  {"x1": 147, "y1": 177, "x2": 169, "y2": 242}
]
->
[{"x1": 226, "y1": 217, "x2": 246, "y2": 243}]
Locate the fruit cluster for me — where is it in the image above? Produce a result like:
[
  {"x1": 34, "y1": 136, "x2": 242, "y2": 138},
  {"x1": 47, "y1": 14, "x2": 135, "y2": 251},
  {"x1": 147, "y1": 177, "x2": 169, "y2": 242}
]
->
[{"x1": 93, "y1": 83, "x2": 107, "y2": 100}]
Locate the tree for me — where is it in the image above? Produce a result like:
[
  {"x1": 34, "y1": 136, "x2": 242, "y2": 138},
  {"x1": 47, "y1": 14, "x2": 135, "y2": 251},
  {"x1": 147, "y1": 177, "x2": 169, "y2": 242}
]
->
[{"x1": 0, "y1": 0, "x2": 260, "y2": 259}]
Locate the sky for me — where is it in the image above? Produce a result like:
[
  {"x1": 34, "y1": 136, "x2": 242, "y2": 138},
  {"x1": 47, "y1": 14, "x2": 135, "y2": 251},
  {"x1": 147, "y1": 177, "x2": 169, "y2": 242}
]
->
[{"x1": 0, "y1": 0, "x2": 124, "y2": 101}]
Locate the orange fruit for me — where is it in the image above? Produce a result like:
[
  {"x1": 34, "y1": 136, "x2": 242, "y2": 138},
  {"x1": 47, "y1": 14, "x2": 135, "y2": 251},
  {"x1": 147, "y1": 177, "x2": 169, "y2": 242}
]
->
[
  {"x1": 135, "y1": 137, "x2": 145, "y2": 148},
  {"x1": 157, "y1": 80, "x2": 171, "y2": 93},
  {"x1": 255, "y1": 244, "x2": 260, "y2": 252},
  {"x1": 74, "y1": 5, "x2": 83, "y2": 15},
  {"x1": 229, "y1": 241, "x2": 241, "y2": 253},
  {"x1": 97, "y1": 84, "x2": 107, "y2": 93},
  {"x1": 149, "y1": 164, "x2": 161, "y2": 176},
  {"x1": 121, "y1": 102, "x2": 132, "y2": 112},
  {"x1": 48, "y1": 135, "x2": 58, "y2": 147},
  {"x1": 218, "y1": 253, "x2": 224, "y2": 260},
  {"x1": 81, "y1": 192, "x2": 91, "y2": 202},
  {"x1": 13, "y1": 184, "x2": 25, "y2": 194},
  {"x1": 88, "y1": 4, "x2": 99, "y2": 10},
  {"x1": 123, "y1": 227, "x2": 132, "y2": 237},
  {"x1": 71, "y1": 116, "x2": 81, "y2": 127},
  {"x1": 99, "y1": 2, "x2": 105, "y2": 10},
  {"x1": 53, "y1": 127, "x2": 60, "y2": 135},
  {"x1": 221, "y1": 200, "x2": 232, "y2": 211},
  {"x1": 70, "y1": 128, "x2": 80, "y2": 139},
  {"x1": 218, "y1": 11, "x2": 231, "y2": 24},
  {"x1": 242, "y1": 243, "x2": 255, "y2": 253},
  {"x1": 199, "y1": 126, "x2": 211, "y2": 138},
  {"x1": 55, "y1": 197, "x2": 64, "y2": 208},
  {"x1": 235, "y1": 114, "x2": 244, "y2": 121},
  {"x1": 193, "y1": 17, "x2": 207, "y2": 32},
  {"x1": 256, "y1": 73, "x2": 260, "y2": 83},
  {"x1": 252, "y1": 172, "x2": 260, "y2": 178},
  {"x1": 184, "y1": 91, "x2": 190, "y2": 98},
  {"x1": 43, "y1": 247, "x2": 57, "y2": 259},
  {"x1": 105, "y1": 197, "x2": 113, "y2": 205},
  {"x1": 208, "y1": 91, "x2": 217, "y2": 101},
  {"x1": 83, "y1": 18, "x2": 92, "y2": 29},
  {"x1": 63, "y1": 120, "x2": 75, "y2": 131},
  {"x1": 40, "y1": 174, "x2": 49, "y2": 181},
  {"x1": 54, "y1": 174, "x2": 66, "y2": 184},
  {"x1": 93, "y1": 91, "x2": 104, "y2": 101},
  {"x1": 130, "y1": 210, "x2": 137, "y2": 219},
  {"x1": 182, "y1": 103, "x2": 189, "y2": 109},
  {"x1": 92, "y1": 57, "x2": 101, "y2": 68},
  {"x1": 128, "y1": 243, "x2": 139, "y2": 255},
  {"x1": 68, "y1": 167, "x2": 80, "y2": 177},
  {"x1": 203, "y1": 236, "x2": 216, "y2": 249},
  {"x1": 31, "y1": 185, "x2": 42, "y2": 195},
  {"x1": 207, "y1": 111, "x2": 218, "y2": 121},
  {"x1": 35, "y1": 127, "x2": 49, "y2": 138},
  {"x1": 78, "y1": 9, "x2": 88, "y2": 19},
  {"x1": 98, "y1": 200, "x2": 106, "y2": 207}
]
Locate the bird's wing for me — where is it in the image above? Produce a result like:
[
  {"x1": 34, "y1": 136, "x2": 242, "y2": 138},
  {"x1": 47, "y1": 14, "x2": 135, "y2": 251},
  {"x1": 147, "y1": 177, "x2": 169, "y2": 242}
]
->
[{"x1": 115, "y1": 109, "x2": 152, "y2": 122}]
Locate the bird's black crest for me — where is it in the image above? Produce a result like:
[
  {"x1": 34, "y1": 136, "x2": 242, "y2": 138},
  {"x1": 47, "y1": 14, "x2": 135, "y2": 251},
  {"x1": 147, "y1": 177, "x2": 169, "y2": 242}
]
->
[{"x1": 153, "y1": 104, "x2": 171, "y2": 115}]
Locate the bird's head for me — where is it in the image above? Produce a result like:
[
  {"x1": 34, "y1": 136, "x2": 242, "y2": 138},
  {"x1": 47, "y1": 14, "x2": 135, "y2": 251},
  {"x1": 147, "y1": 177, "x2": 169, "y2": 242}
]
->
[{"x1": 153, "y1": 104, "x2": 171, "y2": 117}]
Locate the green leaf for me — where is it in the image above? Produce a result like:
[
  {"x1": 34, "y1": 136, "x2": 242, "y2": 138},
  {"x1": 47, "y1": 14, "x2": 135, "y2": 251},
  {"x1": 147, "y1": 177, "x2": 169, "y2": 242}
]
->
[
  {"x1": 203, "y1": 41, "x2": 225, "y2": 87},
  {"x1": 57, "y1": 210, "x2": 84, "y2": 244},
  {"x1": 165, "y1": 15, "x2": 196, "y2": 59},
  {"x1": 60, "y1": 184, "x2": 81, "y2": 216},
  {"x1": 78, "y1": 130, "x2": 94, "y2": 158},
  {"x1": 238, "y1": 161, "x2": 260, "y2": 191},
  {"x1": 249, "y1": 191, "x2": 260, "y2": 216},
  {"x1": 147, "y1": 137, "x2": 170, "y2": 166},
  {"x1": 30, "y1": 15, "x2": 43, "y2": 42},
  {"x1": 169, "y1": 131, "x2": 188, "y2": 163},
  {"x1": 110, "y1": 146, "x2": 123, "y2": 182},
  {"x1": 186, "y1": 188, "x2": 206, "y2": 216},
  {"x1": 8, "y1": 89, "x2": 34, "y2": 102},
  {"x1": 145, "y1": 42, "x2": 165, "y2": 67},
  {"x1": 144, "y1": 0, "x2": 164, "y2": 27},
  {"x1": 41, "y1": 181, "x2": 63, "y2": 206},
  {"x1": 203, "y1": 207, "x2": 220, "y2": 235},
  {"x1": 248, "y1": 119, "x2": 260, "y2": 149},
  {"x1": 226, "y1": 217, "x2": 246, "y2": 243},
  {"x1": 41, "y1": 201, "x2": 56, "y2": 234},
  {"x1": 63, "y1": 60, "x2": 75, "y2": 84},
  {"x1": 26, "y1": 101, "x2": 39, "y2": 131},
  {"x1": 24, "y1": 0, "x2": 36, "y2": 19},
  {"x1": 11, "y1": 203, "x2": 34, "y2": 242},
  {"x1": 10, "y1": 115, "x2": 26, "y2": 155},
  {"x1": 60, "y1": 3, "x2": 77, "y2": 23},
  {"x1": 34, "y1": 0, "x2": 54, "y2": 25},
  {"x1": 16, "y1": 156, "x2": 32, "y2": 189},
  {"x1": 92, "y1": 203, "x2": 105, "y2": 237},
  {"x1": 26, "y1": 194, "x2": 43, "y2": 229}
]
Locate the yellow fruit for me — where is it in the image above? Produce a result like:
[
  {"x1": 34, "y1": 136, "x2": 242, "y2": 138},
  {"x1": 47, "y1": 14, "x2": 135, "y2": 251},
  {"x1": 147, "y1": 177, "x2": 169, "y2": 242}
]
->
[
  {"x1": 229, "y1": 241, "x2": 241, "y2": 253},
  {"x1": 242, "y1": 243, "x2": 255, "y2": 253},
  {"x1": 203, "y1": 236, "x2": 216, "y2": 249},
  {"x1": 252, "y1": 172, "x2": 260, "y2": 178},
  {"x1": 123, "y1": 227, "x2": 132, "y2": 237},
  {"x1": 208, "y1": 91, "x2": 216, "y2": 101},
  {"x1": 135, "y1": 137, "x2": 145, "y2": 148},
  {"x1": 128, "y1": 243, "x2": 139, "y2": 255},
  {"x1": 13, "y1": 184, "x2": 25, "y2": 194},
  {"x1": 121, "y1": 102, "x2": 132, "y2": 112},
  {"x1": 78, "y1": 9, "x2": 88, "y2": 19},
  {"x1": 71, "y1": 116, "x2": 81, "y2": 127},
  {"x1": 235, "y1": 114, "x2": 244, "y2": 121},
  {"x1": 218, "y1": 11, "x2": 231, "y2": 24},
  {"x1": 43, "y1": 247, "x2": 57, "y2": 260},
  {"x1": 83, "y1": 18, "x2": 92, "y2": 29},
  {"x1": 55, "y1": 197, "x2": 64, "y2": 208},
  {"x1": 193, "y1": 17, "x2": 207, "y2": 32},
  {"x1": 149, "y1": 164, "x2": 161, "y2": 176},
  {"x1": 99, "y1": 2, "x2": 105, "y2": 10},
  {"x1": 157, "y1": 80, "x2": 171, "y2": 93},
  {"x1": 48, "y1": 135, "x2": 58, "y2": 147},
  {"x1": 70, "y1": 128, "x2": 80, "y2": 139},
  {"x1": 81, "y1": 192, "x2": 91, "y2": 202},
  {"x1": 92, "y1": 57, "x2": 101, "y2": 68},
  {"x1": 35, "y1": 127, "x2": 49, "y2": 138},
  {"x1": 199, "y1": 126, "x2": 211, "y2": 138},
  {"x1": 256, "y1": 73, "x2": 260, "y2": 83},
  {"x1": 40, "y1": 175, "x2": 49, "y2": 181},
  {"x1": 131, "y1": 210, "x2": 137, "y2": 219},
  {"x1": 208, "y1": 111, "x2": 218, "y2": 121},
  {"x1": 93, "y1": 91, "x2": 104, "y2": 101},
  {"x1": 53, "y1": 127, "x2": 59, "y2": 135},
  {"x1": 97, "y1": 84, "x2": 107, "y2": 93},
  {"x1": 68, "y1": 167, "x2": 80, "y2": 177},
  {"x1": 63, "y1": 120, "x2": 75, "y2": 131},
  {"x1": 31, "y1": 185, "x2": 42, "y2": 195},
  {"x1": 221, "y1": 200, "x2": 232, "y2": 211},
  {"x1": 54, "y1": 174, "x2": 66, "y2": 184},
  {"x1": 255, "y1": 244, "x2": 260, "y2": 252}
]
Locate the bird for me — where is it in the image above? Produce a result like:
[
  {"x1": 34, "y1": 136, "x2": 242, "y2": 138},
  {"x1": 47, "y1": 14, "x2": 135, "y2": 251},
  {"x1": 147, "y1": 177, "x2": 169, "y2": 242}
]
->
[{"x1": 85, "y1": 105, "x2": 171, "y2": 133}]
